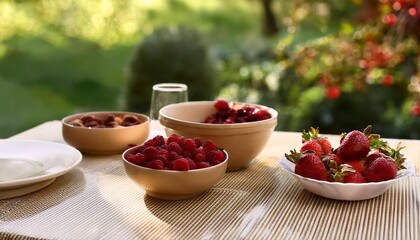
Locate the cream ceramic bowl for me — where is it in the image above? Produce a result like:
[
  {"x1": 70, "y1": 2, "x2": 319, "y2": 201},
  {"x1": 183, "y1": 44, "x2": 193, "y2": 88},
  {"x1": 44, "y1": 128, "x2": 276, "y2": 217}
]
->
[
  {"x1": 159, "y1": 101, "x2": 278, "y2": 171},
  {"x1": 280, "y1": 158, "x2": 415, "y2": 201},
  {"x1": 122, "y1": 147, "x2": 228, "y2": 200},
  {"x1": 62, "y1": 111, "x2": 150, "y2": 155}
]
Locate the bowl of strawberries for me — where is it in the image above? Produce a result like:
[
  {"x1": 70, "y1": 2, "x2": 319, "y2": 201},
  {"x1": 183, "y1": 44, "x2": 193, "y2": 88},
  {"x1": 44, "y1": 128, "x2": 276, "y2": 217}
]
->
[
  {"x1": 280, "y1": 126, "x2": 414, "y2": 201},
  {"x1": 122, "y1": 134, "x2": 228, "y2": 200}
]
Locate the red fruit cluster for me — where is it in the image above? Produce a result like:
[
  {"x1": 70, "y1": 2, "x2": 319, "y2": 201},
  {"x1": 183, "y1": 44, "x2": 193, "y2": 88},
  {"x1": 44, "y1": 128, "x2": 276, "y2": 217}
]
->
[
  {"x1": 285, "y1": 125, "x2": 406, "y2": 183},
  {"x1": 124, "y1": 134, "x2": 226, "y2": 171},
  {"x1": 204, "y1": 99, "x2": 272, "y2": 124}
]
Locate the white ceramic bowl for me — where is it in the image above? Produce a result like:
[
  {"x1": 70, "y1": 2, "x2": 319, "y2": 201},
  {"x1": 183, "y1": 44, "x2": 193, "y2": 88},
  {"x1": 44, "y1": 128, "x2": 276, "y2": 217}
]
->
[
  {"x1": 122, "y1": 147, "x2": 228, "y2": 200},
  {"x1": 159, "y1": 101, "x2": 278, "y2": 171},
  {"x1": 279, "y1": 158, "x2": 415, "y2": 201}
]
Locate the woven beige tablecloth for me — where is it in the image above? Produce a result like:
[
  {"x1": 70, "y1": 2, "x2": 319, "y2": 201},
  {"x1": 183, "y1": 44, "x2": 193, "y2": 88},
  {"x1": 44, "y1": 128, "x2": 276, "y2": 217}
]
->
[{"x1": 1, "y1": 120, "x2": 419, "y2": 240}]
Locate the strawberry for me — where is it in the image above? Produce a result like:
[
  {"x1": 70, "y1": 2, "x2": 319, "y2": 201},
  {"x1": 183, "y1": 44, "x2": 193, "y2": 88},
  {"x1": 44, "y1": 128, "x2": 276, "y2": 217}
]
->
[
  {"x1": 370, "y1": 138, "x2": 407, "y2": 170},
  {"x1": 344, "y1": 159, "x2": 365, "y2": 174},
  {"x1": 322, "y1": 153, "x2": 342, "y2": 166},
  {"x1": 302, "y1": 127, "x2": 332, "y2": 155},
  {"x1": 329, "y1": 163, "x2": 366, "y2": 183},
  {"x1": 337, "y1": 126, "x2": 371, "y2": 160},
  {"x1": 365, "y1": 150, "x2": 385, "y2": 167},
  {"x1": 300, "y1": 140, "x2": 323, "y2": 158},
  {"x1": 317, "y1": 138, "x2": 333, "y2": 155},
  {"x1": 343, "y1": 171, "x2": 366, "y2": 183},
  {"x1": 365, "y1": 157, "x2": 397, "y2": 182},
  {"x1": 285, "y1": 150, "x2": 328, "y2": 181}
]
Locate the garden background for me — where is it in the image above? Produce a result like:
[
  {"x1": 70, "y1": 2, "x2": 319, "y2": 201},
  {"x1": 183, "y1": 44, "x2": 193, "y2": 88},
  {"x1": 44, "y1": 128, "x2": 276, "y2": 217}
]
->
[{"x1": 0, "y1": 0, "x2": 419, "y2": 139}]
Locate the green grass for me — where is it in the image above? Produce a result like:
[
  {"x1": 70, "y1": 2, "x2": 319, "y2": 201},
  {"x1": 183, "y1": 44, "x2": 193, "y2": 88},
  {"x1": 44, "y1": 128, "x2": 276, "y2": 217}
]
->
[
  {"x1": 0, "y1": 0, "x2": 266, "y2": 137},
  {"x1": 0, "y1": 0, "x2": 369, "y2": 138}
]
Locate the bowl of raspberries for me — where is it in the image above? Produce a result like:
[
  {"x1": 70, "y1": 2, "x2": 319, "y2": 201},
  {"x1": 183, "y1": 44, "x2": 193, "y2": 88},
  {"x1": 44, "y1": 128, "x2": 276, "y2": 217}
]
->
[
  {"x1": 122, "y1": 134, "x2": 228, "y2": 200},
  {"x1": 159, "y1": 100, "x2": 278, "y2": 171},
  {"x1": 281, "y1": 126, "x2": 414, "y2": 201}
]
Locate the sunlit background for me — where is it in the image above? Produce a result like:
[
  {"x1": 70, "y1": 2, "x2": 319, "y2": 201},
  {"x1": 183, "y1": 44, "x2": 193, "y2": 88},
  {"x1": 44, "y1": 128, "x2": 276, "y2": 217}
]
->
[{"x1": 0, "y1": 0, "x2": 419, "y2": 139}]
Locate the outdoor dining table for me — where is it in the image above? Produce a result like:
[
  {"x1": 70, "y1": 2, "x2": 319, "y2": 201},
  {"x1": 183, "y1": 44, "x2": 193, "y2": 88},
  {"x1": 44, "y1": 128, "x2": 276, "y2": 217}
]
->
[{"x1": 1, "y1": 120, "x2": 419, "y2": 239}]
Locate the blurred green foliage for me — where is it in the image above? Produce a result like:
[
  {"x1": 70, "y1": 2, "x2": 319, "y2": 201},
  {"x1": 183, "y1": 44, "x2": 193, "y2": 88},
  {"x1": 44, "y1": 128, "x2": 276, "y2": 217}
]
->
[
  {"x1": 0, "y1": 0, "x2": 418, "y2": 139},
  {"x1": 0, "y1": 0, "x2": 261, "y2": 137},
  {"x1": 126, "y1": 26, "x2": 216, "y2": 113}
]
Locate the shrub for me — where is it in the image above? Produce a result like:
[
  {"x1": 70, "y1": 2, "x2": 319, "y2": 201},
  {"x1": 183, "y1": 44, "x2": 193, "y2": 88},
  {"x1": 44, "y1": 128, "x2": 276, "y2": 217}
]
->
[
  {"x1": 275, "y1": 8, "x2": 420, "y2": 139},
  {"x1": 125, "y1": 25, "x2": 216, "y2": 113}
]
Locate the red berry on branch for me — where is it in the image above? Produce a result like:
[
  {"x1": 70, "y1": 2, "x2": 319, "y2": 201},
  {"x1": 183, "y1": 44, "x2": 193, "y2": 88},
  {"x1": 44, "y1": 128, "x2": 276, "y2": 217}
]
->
[
  {"x1": 359, "y1": 59, "x2": 368, "y2": 69},
  {"x1": 382, "y1": 75, "x2": 394, "y2": 86},
  {"x1": 393, "y1": 2, "x2": 402, "y2": 11},
  {"x1": 410, "y1": 103, "x2": 420, "y2": 116},
  {"x1": 408, "y1": 7, "x2": 417, "y2": 16},
  {"x1": 325, "y1": 85, "x2": 341, "y2": 100},
  {"x1": 382, "y1": 14, "x2": 398, "y2": 25}
]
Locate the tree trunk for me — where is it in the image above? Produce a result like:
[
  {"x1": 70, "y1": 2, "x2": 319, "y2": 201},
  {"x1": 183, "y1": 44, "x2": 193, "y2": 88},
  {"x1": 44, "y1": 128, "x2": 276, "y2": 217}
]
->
[{"x1": 261, "y1": 0, "x2": 278, "y2": 37}]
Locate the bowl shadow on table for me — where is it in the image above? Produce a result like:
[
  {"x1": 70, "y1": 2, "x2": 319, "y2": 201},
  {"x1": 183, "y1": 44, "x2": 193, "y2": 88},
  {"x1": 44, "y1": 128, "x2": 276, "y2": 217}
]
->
[
  {"x1": 142, "y1": 157, "x2": 314, "y2": 232},
  {"x1": 0, "y1": 168, "x2": 86, "y2": 221}
]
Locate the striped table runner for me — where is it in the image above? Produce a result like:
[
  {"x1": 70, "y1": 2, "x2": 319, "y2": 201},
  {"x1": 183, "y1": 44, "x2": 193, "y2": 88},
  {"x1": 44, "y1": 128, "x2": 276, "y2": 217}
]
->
[{"x1": 1, "y1": 121, "x2": 419, "y2": 239}]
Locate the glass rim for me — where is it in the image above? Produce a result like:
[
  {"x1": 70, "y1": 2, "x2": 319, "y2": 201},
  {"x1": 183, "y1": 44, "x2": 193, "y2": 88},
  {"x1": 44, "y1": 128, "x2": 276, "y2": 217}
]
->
[{"x1": 152, "y1": 83, "x2": 188, "y2": 92}]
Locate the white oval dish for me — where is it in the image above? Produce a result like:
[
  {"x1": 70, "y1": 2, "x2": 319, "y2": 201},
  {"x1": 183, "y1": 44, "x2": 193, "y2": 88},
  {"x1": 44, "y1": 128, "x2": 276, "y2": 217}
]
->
[
  {"x1": 279, "y1": 158, "x2": 415, "y2": 201},
  {"x1": 0, "y1": 139, "x2": 82, "y2": 199}
]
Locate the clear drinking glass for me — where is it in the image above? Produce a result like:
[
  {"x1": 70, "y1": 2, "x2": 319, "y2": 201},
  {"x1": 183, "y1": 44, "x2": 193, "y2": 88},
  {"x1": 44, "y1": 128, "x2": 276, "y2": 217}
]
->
[{"x1": 150, "y1": 83, "x2": 188, "y2": 120}]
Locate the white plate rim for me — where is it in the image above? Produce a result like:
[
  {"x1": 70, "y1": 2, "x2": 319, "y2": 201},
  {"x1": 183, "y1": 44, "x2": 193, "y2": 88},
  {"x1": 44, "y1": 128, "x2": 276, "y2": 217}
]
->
[{"x1": 0, "y1": 139, "x2": 82, "y2": 189}]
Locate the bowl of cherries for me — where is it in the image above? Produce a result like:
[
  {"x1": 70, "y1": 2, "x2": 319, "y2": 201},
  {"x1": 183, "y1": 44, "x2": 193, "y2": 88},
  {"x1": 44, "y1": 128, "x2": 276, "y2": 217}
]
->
[
  {"x1": 122, "y1": 134, "x2": 228, "y2": 200},
  {"x1": 62, "y1": 111, "x2": 150, "y2": 155},
  {"x1": 159, "y1": 100, "x2": 278, "y2": 171}
]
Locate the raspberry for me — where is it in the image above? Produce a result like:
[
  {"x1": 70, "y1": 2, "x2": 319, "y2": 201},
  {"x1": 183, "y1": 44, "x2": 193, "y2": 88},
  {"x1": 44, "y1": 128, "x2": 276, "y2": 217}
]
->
[
  {"x1": 181, "y1": 138, "x2": 197, "y2": 151},
  {"x1": 166, "y1": 161, "x2": 174, "y2": 169},
  {"x1": 157, "y1": 149, "x2": 169, "y2": 157},
  {"x1": 167, "y1": 142, "x2": 182, "y2": 154},
  {"x1": 193, "y1": 148, "x2": 206, "y2": 157},
  {"x1": 168, "y1": 151, "x2": 180, "y2": 161},
  {"x1": 204, "y1": 140, "x2": 217, "y2": 152},
  {"x1": 151, "y1": 135, "x2": 165, "y2": 147},
  {"x1": 167, "y1": 134, "x2": 183, "y2": 144},
  {"x1": 214, "y1": 99, "x2": 230, "y2": 111},
  {"x1": 155, "y1": 154, "x2": 168, "y2": 163},
  {"x1": 143, "y1": 146, "x2": 158, "y2": 159},
  {"x1": 141, "y1": 160, "x2": 151, "y2": 168},
  {"x1": 143, "y1": 135, "x2": 165, "y2": 147},
  {"x1": 128, "y1": 134, "x2": 222, "y2": 171},
  {"x1": 188, "y1": 159, "x2": 197, "y2": 170},
  {"x1": 181, "y1": 149, "x2": 193, "y2": 158},
  {"x1": 193, "y1": 137, "x2": 203, "y2": 147},
  {"x1": 173, "y1": 158, "x2": 190, "y2": 171},
  {"x1": 194, "y1": 153, "x2": 206, "y2": 162},
  {"x1": 125, "y1": 153, "x2": 146, "y2": 165},
  {"x1": 207, "y1": 149, "x2": 225, "y2": 165},
  {"x1": 149, "y1": 159, "x2": 164, "y2": 169},
  {"x1": 131, "y1": 145, "x2": 145, "y2": 154},
  {"x1": 143, "y1": 138, "x2": 155, "y2": 147},
  {"x1": 196, "y1": 162, "x2": 211, "y2": 169}
]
